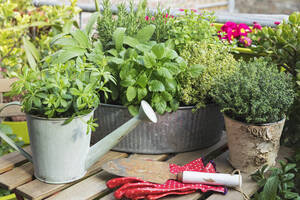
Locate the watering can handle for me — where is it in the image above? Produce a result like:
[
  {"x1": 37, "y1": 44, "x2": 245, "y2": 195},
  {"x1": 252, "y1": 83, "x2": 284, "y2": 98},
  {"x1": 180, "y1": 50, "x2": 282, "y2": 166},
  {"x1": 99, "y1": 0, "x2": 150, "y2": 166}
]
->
[{"x1": 0, "y1": 102, "x2": 32, "y2": 162}]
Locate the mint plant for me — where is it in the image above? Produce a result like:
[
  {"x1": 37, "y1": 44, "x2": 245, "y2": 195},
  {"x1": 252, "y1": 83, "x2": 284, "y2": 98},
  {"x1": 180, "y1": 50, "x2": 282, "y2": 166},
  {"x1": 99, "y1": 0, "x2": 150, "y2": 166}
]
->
[
  {"x1": 8, "y1": 59, "x2": 113, "y2": 120},
  {"x1": 105, "y1": 26, "x2": 202, "y2": 115},
  {"x1": 251, "y1": 161, "x2": 300, "y2": 200}
]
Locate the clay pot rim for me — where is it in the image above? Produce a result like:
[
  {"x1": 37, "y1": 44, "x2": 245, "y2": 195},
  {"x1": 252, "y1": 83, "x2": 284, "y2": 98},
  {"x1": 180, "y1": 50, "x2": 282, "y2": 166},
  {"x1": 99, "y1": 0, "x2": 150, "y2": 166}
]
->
[{"x1": 223, "y1": 113, "x2": 286, "y2": 127}]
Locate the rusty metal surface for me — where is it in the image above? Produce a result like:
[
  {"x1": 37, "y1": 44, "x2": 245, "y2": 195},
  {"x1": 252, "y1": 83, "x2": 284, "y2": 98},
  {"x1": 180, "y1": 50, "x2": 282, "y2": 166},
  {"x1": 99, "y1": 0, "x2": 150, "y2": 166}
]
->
[
  {"x1": 102, "y1": 158, "x2": 174, "y2": 184},
  {"x1": 92, "y1": 104, "x2": 224, "y2": 154}
]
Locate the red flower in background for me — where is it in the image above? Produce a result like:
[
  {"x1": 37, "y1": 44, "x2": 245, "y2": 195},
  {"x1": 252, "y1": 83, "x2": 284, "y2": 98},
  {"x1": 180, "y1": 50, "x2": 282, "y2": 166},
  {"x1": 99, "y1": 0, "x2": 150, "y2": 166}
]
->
[
  {"x1": 253, "y1": 22, "x2": 262, "y2": 30},
  {"x1": 238, "y1": 23, "x2": 252, "y2": 36},
  {"x1": 274, "y1": 21, "x2": 281, "y2": 25},
  {"x1": 145, "y1": 16, "x2": 149, "y2": 21},
  {"x1": 219, "y1": 21, "x2": 260, "y2": 47},
  {"x1": 239, "y1": 36, "x2": 252, "y2": 47}
]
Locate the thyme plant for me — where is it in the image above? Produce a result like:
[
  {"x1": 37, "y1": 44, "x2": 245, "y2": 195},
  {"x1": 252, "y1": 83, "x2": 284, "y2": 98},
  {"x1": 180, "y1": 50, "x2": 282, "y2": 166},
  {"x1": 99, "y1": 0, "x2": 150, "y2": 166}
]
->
[{"x1": 211, "y1": 58, "x2": 295, "y2": 124}]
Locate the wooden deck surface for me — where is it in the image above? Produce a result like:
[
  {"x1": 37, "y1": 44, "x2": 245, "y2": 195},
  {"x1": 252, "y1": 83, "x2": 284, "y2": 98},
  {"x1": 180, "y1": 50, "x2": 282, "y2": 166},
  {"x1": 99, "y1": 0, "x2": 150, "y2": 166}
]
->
[{"x1": 0, "y1": 133, "x2": 293, "y2": 200}]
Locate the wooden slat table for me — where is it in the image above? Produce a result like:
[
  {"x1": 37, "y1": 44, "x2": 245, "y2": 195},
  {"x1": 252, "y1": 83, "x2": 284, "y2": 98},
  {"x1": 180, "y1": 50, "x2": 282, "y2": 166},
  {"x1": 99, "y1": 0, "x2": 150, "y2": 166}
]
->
[{"x1": 0, "y1": 133, "x2": 293, "y2": 200}]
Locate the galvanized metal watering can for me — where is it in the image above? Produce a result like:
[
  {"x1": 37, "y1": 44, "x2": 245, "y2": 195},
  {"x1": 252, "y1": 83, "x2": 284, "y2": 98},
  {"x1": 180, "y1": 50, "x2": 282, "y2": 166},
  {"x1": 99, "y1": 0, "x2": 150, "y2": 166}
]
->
[{"x1": 0, "y1": 100, "x2": 157, "y2": 184}]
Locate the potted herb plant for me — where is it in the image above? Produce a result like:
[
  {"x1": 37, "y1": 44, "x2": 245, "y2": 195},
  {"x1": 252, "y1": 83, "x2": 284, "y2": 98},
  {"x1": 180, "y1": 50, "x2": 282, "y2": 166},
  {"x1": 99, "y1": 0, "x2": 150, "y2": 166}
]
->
[
  {"x1": 2, "y1": 58, "x2": 113, "y2": 183},
  {"x1": 251, "y1": 12, "x2": 300, "y2": 146},
  {"x1": 51, "y1": 1, "x2": 227, "y2": 153},
  {"x1": 211, "y1": 58, "x2": 295, "y2": 173},
  {"x1": 90, "y1": 1, "x2": 228, "y2": 153}
]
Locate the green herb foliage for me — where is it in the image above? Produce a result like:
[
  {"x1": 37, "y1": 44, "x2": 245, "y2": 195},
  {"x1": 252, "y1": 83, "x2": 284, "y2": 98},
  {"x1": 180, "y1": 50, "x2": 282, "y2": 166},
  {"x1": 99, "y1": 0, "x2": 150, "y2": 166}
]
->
[
  {"x1": 179, "y1": 42, "x2": 237, "y2": 108},
  {"x1": 0, "y1": 0, "x2": 80, "y2": 75},
  {"x1": 7, "y1": 59, "x2": 113, "y2": 129},
  {"x1": 97, "y1": 0, "x2": 217, "y2": 52},
  {"x1": 252, "y1": 12, "x2": 300, "y2": 144},
  {"x1": 105, "y1": 26, "x2": 201, "y2": 115},
  {"x1": 251, "y1": 161, "x2": 300, "y2": 200},
  {"x1": 211, "y1": 58, "x2": 295, "y2": 124},
  {"x1": 168, "y1": 10, "x2": 217, "y2": 51}
]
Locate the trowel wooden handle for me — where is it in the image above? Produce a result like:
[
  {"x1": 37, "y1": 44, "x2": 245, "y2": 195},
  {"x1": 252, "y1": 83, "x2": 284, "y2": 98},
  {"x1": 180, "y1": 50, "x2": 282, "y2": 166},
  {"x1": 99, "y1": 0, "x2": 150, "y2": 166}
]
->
[{"x1": 177, "y1": 171, "x2": 242, "y2": 187}]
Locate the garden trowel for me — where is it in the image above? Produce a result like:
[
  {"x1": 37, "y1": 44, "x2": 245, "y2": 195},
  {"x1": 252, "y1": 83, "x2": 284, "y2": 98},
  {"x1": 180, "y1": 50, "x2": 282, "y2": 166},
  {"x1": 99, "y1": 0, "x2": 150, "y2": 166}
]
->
[{"x1": 102, "y1": 158, "x2": 242, "y2": 187}]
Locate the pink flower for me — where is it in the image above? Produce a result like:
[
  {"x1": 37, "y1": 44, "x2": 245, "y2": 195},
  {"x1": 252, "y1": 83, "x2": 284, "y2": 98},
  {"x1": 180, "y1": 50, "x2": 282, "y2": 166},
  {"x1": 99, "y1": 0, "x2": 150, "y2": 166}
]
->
[
  {"x1": 191, "y1": 9, "x2": 197, "y2": 12},
  {"x1": 226, "y1": 28, "x2": 235, "y2": 41},
  {"x1": 221, "y1": 21, "x2": 238, "y2": 32},
  {"x1": 163, "y1": 13, "x2": 169, "y2": 18},
  {"x1": 145, "y1": 16, "x2": 149, "y2": 21},
  {"x1": 238, "y1": 23, "x2": 252, "y2": 36},
  {"x1": 151, "y1": 16, "x2": 155, "y2": 21},
  {"x1": 179, "y1": 8, "x2": 185, "y2": 12},
  {"x1": 239, "y1": 36, "x2": 252, "y2": 47},
  {"x1": 253, "y1": 22, "x2": 262, "y2": 30},
  {"x1": 274, "y1": 21, "x2": 280, "y2": 25}
]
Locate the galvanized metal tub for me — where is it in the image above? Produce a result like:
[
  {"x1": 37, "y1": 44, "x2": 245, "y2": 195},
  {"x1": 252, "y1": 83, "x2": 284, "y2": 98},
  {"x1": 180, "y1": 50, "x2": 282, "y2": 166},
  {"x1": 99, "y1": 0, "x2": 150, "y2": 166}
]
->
[{"x1": 92, "y1": 104, "x2": 224, "y2": 154}]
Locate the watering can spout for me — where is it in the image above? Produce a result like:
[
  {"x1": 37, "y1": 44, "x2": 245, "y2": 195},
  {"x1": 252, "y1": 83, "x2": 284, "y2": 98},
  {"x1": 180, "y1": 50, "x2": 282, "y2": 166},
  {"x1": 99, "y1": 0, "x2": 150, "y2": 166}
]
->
[{"x1": 85, "y1": 100, "x2": 157, "y2": 169}]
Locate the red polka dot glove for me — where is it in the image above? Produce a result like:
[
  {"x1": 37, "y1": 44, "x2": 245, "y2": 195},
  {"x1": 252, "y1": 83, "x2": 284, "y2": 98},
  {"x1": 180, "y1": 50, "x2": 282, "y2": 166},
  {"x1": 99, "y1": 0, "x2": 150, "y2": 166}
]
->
[{"x1": 106, "y1": 158, "x2": 227, "y2": 200}]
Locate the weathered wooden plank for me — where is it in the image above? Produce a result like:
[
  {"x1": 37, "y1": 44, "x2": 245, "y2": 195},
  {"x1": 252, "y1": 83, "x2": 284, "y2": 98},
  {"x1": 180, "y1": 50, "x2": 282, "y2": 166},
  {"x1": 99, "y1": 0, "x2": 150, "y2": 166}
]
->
[
  {"x1": 99, "y1": 193, "x2": 115, "y2": 200},
  {"x1": 47, "y1": 153, "x2": 169, "y2": 200},
  {"x1": 0, "y1": 146, "x2": 31, "y2": 174},
  {"x1": 207, "y1": 146, "x2": 294, "y2": 200},
  {"x1": 46, "y1": 171, "x2": 112, "y2": 200},
  {"x1": 0, "y1": 78, "x2": 17, "y2": 93},
  {"x1": 15, "y1": 151, "x2": 127, "y2": 200},
  {"x1": 129, "y1": 153, "x2": 169, "y2": 161},
  {"x1": 0, "y1": 162, "x2": 33, "y2": 190}
]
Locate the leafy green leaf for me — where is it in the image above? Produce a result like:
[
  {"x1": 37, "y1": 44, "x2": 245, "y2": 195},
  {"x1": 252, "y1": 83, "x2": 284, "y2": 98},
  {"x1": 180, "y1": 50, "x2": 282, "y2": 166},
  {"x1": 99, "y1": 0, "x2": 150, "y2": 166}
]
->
[
  {"x1": 154, "y1": 99, "x2": 167, "y2": 114},
  {"x1": 84, "y1": 12, "x2": 100, "y2": 37},
  {"x1": 123, "y1": 36, "x2": 139, "y2": 48},
  {"x1": 162, "y1": 91, "x2": 172, "y2": 101},
  {"x1": 128, "y1": 105, "x2": 139, "y2": 116},
  {"x1": 149, "y1": 80, "x2": 165, "y2": 92},
  {"x1": 32, "y1": 97, "x2": 41, "y2": 107},
  {"x1": 164, "y1": 79, "x2": 177, "y2": 92},
  {"x1": 137, "y1": 88, "x2": 148, "y2": 100},
  {"x1": 135, "y1": 24, "x2": 156, "y2": 43},
  {"x1": 23, "y1": 37, "x2": 39, "y2": 69},
  {"x1": 152, "y1": 44, "x2": 165, "y2": 59},
  {"x1": 52, "y1": 37, "x2": 79, "y2": 47},
  {"x1": 170, "y1": 99, "x2": 179, "y2": 111},
  {"x1": 70, "y1": 29, "x2": 90, "y2": 49},
  {"x1": 113, "y1": 27, "x2": 126, "y2": 51},
  {"x1": 120, "y1": 78, "x2": 136, "y2": 87},
  {"x1": 262, "y1": 176, "x2": 279, "y2": 200},
  {"x1": 52, "y1": 48, "x2": 86, "y2": 64},
  {"x1": 143, "y1": 52, "x2": 156, "y2": 68},
  {"x1": 284, "y1": 191, "x2": 299, "y2": 199},
  {"x1": 108, "y1": 57, "x2": 124, "y2": 65},
  {"x1": 157, "y1": 67, "x2": 173, "y2": 79},
  {"x1": 126, "y1": 86, "x2": 137, "y2": 102},
  {"x1": 136, "y1": 73, "x2": 148, "y2": 88}
]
